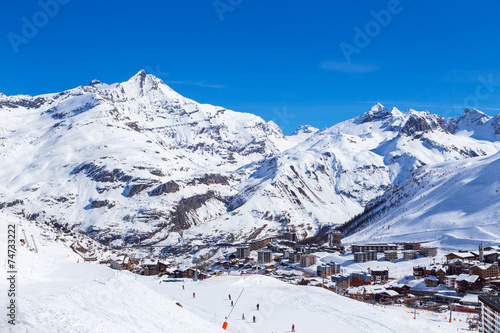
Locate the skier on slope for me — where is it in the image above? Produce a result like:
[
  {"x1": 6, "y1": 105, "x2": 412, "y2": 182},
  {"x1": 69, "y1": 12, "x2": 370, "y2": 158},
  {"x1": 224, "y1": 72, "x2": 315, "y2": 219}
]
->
[
  {"x1": 256, "y1": 303, "x2": 259, "y2": 310},
  {"x1": 228, "y1": 294, "x2": 231, "y2": 300},
  {"x1": 193, "y1": 292, "x2": 195, "y2": 298},
  {"x1": 242, "y1": 313, "x2": 245, "y2": 320},
  {"x1": 292, "y1": 324, "x2": 295, "y2": 332}
]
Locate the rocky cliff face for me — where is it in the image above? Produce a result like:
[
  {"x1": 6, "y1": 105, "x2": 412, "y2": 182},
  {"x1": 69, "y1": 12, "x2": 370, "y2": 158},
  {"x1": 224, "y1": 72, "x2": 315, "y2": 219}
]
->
[
  {"x1": 0, "y1": 71, "x2": 499, "y2": 251},
  {"x1": 446, "y1": 108, "x2": 500, "y2": 141}
]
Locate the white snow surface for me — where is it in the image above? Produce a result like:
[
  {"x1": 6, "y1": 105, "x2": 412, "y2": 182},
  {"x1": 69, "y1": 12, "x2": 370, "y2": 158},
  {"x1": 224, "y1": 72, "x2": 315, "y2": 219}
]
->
[
  {"x1": 0, "y1": 213, "x2": 470, "y2": 332},
  {"x1": 344, "y1": 150, "x2": 500, "y2": 250},
  {"x1": 0, "y1": 71, "x2": 499, "y2": 250},
  {"x1": 0, "y1": 213, "x2": 223, "y2": 333}
]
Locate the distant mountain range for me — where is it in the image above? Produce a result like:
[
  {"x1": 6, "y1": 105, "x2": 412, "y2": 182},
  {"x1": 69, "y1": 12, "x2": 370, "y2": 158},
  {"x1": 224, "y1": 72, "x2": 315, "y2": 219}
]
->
[{"x1": 1, "y1": 70, "x2": 499, "y2": 250}]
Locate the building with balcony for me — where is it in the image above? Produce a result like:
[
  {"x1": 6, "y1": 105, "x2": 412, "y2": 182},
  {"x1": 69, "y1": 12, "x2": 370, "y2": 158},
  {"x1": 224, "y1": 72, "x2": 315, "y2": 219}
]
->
[
  {"x1": 384, "y1": 250, "x2": 398, "y2": 261},
  {"x1": 236, "y1": 245, "x2": 250, "y2": 259},
  {"x1": 479, "y1": 295, "x2": 500, "y2": 333},
  {"x1": 257, "y1": 249, "x2": 272, "y2": 264},
  {"x1": 300, "y1": 254, "x2": 316, "y2": 267},
  {"x1": 419, "y1": 247, "x2": 438, "y2": 257}
]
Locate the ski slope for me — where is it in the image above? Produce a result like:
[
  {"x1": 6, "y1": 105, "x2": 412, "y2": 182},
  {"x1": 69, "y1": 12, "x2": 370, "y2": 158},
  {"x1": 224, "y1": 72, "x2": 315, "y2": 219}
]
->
[
  {"x1": 1, "y1": 213, "x2": 470, "y2": 332},
  {"x1": 143, "y1": 273, "x2": 470, "y2": 332},
  {"x1": 0, "y1": 213, "x2": 223, "y2": 333}
]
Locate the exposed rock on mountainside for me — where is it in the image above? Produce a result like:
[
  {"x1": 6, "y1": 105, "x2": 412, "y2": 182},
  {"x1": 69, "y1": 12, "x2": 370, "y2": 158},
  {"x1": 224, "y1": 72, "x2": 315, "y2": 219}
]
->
[
  {"x1": 149, "y1": 181, "x2": 180, "y2": 196},
  {"x1": 0, "y1": 71, "x2": 499, "y2": 251}
]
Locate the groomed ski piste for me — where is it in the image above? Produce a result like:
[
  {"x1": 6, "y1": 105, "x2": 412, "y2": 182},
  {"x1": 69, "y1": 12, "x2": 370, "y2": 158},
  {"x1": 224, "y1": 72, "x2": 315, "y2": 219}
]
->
[{"x1": 1, "y1": 212, "x2": 472, "y2": 333}]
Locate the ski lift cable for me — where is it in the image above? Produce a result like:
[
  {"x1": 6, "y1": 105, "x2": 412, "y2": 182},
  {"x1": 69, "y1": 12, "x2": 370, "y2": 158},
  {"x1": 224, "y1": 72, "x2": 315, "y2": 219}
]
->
[{"x1": 225, "y1": 288, "x2": 244, "y2": 321}]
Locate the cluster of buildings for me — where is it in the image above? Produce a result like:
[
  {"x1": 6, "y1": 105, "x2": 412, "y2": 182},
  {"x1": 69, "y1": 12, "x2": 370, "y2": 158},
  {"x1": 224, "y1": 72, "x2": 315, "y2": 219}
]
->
[
  {"x1": 347, "y1": 285, "x2": 400, "y2": 303},
  {"x1": 410, "y1": 244, "x2": 500, "y2": 296},
  {"x1": 103, "y1": 231, "x2": 500, "y2": 332},
  {"x1": 101, "y1": 230, "x2": 500, "y2": 331},
  {"x1": 325, "y1": 268, "x2": 402, "y2": 304},
  {"x1": 332, "y1": 241, "x2": 500, "y2": 322},
  {"x1": 332, "y1": 269, "x2": 389, "y2": 288},
  {"x1": 106, "y1": 253, "x2": 210, "y2": 278},
  {"x1": 351, "y1": 242, "x2": 437, "y2": 263},
  {"x1": 103, "y1": 229, "x2": 344, "y2": 280},
  {"x1": 236, "y1": 229, "x2": 343, "y2": 269}
]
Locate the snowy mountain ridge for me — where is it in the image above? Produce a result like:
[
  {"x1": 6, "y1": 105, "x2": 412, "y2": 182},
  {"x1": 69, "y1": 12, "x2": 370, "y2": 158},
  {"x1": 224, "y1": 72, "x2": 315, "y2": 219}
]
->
[
  {"x1": 446, "y1": 107, "x2": 500, "y2": 141},
  {"x1": 343, "y1": 150, "x2": 500, "y2": 249},
  {"x1": 0, "y1": 70, "x2": 499, "y2": 251}
]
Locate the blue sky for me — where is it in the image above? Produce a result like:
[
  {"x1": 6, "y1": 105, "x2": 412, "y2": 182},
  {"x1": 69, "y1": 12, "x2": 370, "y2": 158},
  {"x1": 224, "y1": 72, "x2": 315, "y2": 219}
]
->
[{"x1": 2, "y1": 0, "x2": 500, "y2": 134}]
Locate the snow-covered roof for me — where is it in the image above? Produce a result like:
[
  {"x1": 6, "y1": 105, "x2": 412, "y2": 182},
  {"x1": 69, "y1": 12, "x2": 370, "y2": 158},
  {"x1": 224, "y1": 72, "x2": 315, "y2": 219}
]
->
[
  {"x1": 471, "y1": 250, "x2": 499, "y2": 257},
  {"x1": 456, "y1": 274, "x2": 479, "y2": 283},
  {"x1": 460, "y1": 294, "x2": 479, "y2": 304},
  {"x1": 447, "y1": 252, "x2": 475, "y2": 258},
  {"x1": 411, "y1": 281, "x2": 450, "y2": 292},
  {"x1": 348, "y1": 285, "x2": 398, "y2": 296},
  {"x1": 436, "y1": 291, "x2": 459, "y2": 297},
  {"x1": 108, "y1": 254, "x2": 119, "y2": 261},
  {"x1": 447, "y1": 258, "x2": 466, "y2": 264},
  {"x1": 109, "y1": 254, "x2": 127, "y2": 262},
  {"x1": 388, "y1": 283, "x2": 410, "y2": 288},
  {"x1": 348, "y1": 286, "x2": 374, "y2": 295},
  {"x1": 471, "y1": 263, "x2": 493, "y2": 270},
  {"x1": 382, "y1": 290, "x2": 400, "y2": 297},
  {"x1": 141, "y1": 259, "x2": 157, "y2": 266},
  {"x1": 369, "y1": 268, "x2": 389, "y2": 272}
]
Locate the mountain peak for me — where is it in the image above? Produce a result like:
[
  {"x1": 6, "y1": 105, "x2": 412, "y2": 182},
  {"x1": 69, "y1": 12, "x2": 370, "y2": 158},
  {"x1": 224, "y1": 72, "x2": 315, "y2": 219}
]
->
[
  {"x1": 462, "y1": 107, "x2": 489, "y2": 121},
  {"x1": 117, "y1": 69, "x2": 170, "y2": 98},
  {"x1": 128, "y1": 69, "x2": 148, "y2": 86},
  {"x1": 448, "y1": 107, "x2": 490, "y2": 131},
  {"x1": 291, "y1": 125, "x2": 319, "y2": 136},
  {"x1": 370, "y1": 102, "x2": 386, "y2": 112},
  {"x1": 87, "y1": 79, "x2": 102, "y2": 86},
  {"x1": 133, "y1": 69, "x2": 147, "y2": 78},
  {"x1": 446, "y1": 108, "x2": 499, "y2": 139},
  {"x1": 355, "y1": 103, "x2": 392, "y2": 124}
]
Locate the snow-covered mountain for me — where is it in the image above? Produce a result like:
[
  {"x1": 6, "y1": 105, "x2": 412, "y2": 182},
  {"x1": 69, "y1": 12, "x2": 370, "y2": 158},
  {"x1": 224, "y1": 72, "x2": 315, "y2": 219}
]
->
[
  {"x1": 446, "y1": 107, "x2": 500, "y2": 142},
  {"x1": 205, "y1": 103, "x2": 500, "y2": 240},
  {"x1": 342, "y1": 150, "x2": 500, "y2": 249},
  {"x1": 0, "y1": 71, "x2": 499, "y2": 250}
]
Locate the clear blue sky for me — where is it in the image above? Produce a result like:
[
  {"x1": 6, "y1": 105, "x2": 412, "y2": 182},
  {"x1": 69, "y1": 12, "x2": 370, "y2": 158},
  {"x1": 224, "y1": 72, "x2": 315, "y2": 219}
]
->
[{"x1": 2, "y1": 0, "x2": 500, "y2": 134}]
